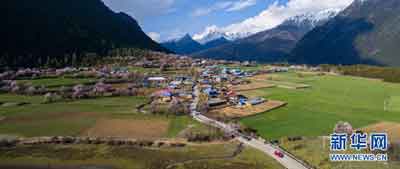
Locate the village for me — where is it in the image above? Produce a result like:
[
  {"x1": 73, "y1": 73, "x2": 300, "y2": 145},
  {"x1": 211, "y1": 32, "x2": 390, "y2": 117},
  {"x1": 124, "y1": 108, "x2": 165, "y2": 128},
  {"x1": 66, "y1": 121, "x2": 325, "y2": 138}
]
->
[{"x1": 0, "y1": 51, "x2": 316, "y2": 122}]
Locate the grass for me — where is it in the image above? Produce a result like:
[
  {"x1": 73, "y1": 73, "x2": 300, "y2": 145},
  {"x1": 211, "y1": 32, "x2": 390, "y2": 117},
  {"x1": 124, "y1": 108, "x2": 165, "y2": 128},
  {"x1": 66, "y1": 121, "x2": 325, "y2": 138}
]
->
[
  {"x1": 387, "y1": 96, "x2": 400, "y2": 112},
  {"x1": 240, "y1": 72, "x2": 400, "y2": 139},
  {"x1": 0, "y1": 143, "x2": 284, "y2": 169},
  {"x1": 280, "y1": 137, "x2": 400, "y2": 169},
  {"x1": 0, "y1": 95, "x2": 147, "y2": 137},
  {"x1": 167, "y1": 116, "x2": 201, "y2": 137},
  {"x1": 18, "y1": 77, "x2": 97, "y2": 88}
]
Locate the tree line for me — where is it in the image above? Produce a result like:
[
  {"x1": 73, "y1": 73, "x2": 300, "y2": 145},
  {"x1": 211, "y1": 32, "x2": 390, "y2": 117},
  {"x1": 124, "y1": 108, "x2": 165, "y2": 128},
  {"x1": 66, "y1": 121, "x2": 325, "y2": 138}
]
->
[
  {"x1": 0, "y1": 48, "x2": 151, "y2": 69},
  {"x1": 321, "y1": 64, "x2": 400, "y2": 83}
]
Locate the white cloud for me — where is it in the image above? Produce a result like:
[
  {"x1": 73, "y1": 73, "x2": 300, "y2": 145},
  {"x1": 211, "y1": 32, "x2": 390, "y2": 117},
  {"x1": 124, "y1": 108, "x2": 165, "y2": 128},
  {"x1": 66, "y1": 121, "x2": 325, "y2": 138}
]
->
[
  {"x1": 195, "y1": 0, "x2": 354, "y2": 38},
  {"x1": 193, "y1": 1, "x2": 233, "y2": 16},
  {"x1": 226, "y1": 0, "x2": 257, "y2": 12},
  {"x1": 102, "y1": 0, "x2": 175, "y2": 21},
  {"x1": 193, "y1": 0, "x2": 257, "y2": 16},
  {"x1": 147, "y1": 32, "x2": 161, "y2": 42}
]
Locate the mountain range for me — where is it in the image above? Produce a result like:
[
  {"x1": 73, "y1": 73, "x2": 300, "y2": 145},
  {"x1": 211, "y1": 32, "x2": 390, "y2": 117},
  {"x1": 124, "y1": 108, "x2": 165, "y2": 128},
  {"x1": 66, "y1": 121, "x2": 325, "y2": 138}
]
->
[
  {"x1": 191, "y1": 8, "x2": 342, "y2": 62},
  {"x1": 289, "y1": 0, "x2": 400, "y2": 66},
  {"x1": 161, "y1": 34, "x2": 230, "y2": 55},
  {"x1": 0, "y1": 0, "x2": 167, "y2": 68}
]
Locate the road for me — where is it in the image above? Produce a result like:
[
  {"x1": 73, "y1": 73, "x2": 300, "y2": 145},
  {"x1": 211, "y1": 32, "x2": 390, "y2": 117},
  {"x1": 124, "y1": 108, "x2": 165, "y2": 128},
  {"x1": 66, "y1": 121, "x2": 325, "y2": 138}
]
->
[{"x1": 190, "y1": 85, "x2": 310, "y2": 169}]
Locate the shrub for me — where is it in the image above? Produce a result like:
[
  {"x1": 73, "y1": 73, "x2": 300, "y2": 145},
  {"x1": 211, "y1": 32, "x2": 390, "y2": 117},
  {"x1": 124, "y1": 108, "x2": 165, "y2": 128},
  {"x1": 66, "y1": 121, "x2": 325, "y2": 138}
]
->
[
  {"x1": 43, "y1": 93, "x2": 62, "y2": 103},
  {"x1": 25, "y1": 86, "x2": 37, "y2": 95},
  {"x1": 333, "y1": 121, "x2": 353, "y2": 135}
]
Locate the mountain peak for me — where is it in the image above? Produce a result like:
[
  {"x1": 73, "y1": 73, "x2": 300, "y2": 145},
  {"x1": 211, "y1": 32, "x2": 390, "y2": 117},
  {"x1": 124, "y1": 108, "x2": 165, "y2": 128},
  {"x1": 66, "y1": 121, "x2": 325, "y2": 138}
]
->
[
  {"x1": 282, "y1": 8, "x2": 343, "y2": 28},
  {"x1": 161, "y1": 34, "x2": 203, "y2": 54},
  {"x1": 181, "y1": 34, "x2": 193, "y2": 41},
  {"x1": 193, "y1": 25, "x2": 250, "y2": 44}
]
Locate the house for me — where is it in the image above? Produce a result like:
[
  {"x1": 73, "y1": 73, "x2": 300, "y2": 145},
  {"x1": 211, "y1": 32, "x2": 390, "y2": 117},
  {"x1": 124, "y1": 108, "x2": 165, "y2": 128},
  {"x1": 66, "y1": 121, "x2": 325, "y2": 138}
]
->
[
  {"x1": 169, "y1": 81, "x2": 182, "y2": 89},
  {"x1": 215, "y1": 75, "x2": 228, "y2": 83},
  {"x1": 228, "y1": 92, "x2": 248, "y2": 105},
  {"x1": 111, "y1": 67, "x2": 129, "y2": 74},
  {"x1": 208, "y1": 98, "x2": 227, "y2": 107},
  {"x1": 230, "y1": 69, "x2": 243, "y2": 76},
  {"x1": 248, "y1": 97, "x2": 266, "y2": 105},
  {"x1": 148, "y1": 77, "x2": 168, "y2": 87},
  {"x1": 200, "y1": 79, "x2": 211, "y2": 85},
  {"x1": 203, "y1": 88, "x2": 219, "y2": 98},
  {"x1": 152, "y1": 89, "x2": 173, "y2": 102}
]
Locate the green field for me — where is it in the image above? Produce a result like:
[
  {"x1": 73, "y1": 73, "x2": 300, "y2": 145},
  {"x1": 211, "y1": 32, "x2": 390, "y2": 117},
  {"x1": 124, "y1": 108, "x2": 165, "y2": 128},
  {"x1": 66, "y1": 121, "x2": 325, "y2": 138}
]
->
[
  {"x1": 0, "y1": 94, "x2": 199, "y2": 138},
  {"x1": 0, "y1": 143, "x2": 284, "y2": 169},
  {"x1": 281, "y1": 137, "x2": 400, "y2": 169},
  {"x1": 240, "y1": 72, "x2": 400, "y2": 139},
  {"x1": 387, "y1": 96, "x2": 400, "y2": 112}
]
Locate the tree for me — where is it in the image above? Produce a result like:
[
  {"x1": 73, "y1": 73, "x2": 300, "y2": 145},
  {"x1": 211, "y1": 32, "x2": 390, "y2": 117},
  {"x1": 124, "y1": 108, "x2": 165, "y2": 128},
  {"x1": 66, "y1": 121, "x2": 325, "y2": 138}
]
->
[
  {"x1": 190, "y1": 67, "x2": 200, "y2": 81},
  {"x1": 197, "y1": 93, "x2": 209, "y2": 113},
  {"x1": 168, "y1": 97, "x2": 189, "y2": 115},
  {"x1": 25, "y1": 86, "x2": 37, "y2": 95},
  {"x1": 159, "y1": 63, "x2": 167, "y2": 72},
  {"x1": 93, "y1": 82, "x2": 112, "y2": 96},
  {"x1": 59, "y1": 86, "x2": 72, "y2": 98},
  {"x1": 333, "y1": 121, "x2": 353, "y2": 135},
  {"x1": 43, "y1": 93, "x2": 61, "y2": 104},
  {"x1": 72, "y1": 84, "x2": 87, "y2": 99}
]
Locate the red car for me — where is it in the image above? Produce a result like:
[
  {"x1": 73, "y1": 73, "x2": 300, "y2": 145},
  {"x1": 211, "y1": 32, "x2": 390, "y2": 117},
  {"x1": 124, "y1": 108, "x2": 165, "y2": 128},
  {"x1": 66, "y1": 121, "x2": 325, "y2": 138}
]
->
[{"x1": 274, "y1": 150, "x2": 284, "y2": 158}]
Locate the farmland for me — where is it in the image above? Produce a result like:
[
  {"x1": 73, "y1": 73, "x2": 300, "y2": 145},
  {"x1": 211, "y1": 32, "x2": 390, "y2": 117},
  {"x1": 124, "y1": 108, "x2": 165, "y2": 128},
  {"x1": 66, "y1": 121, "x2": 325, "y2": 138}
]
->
[
  {"x1": 0, "y1": 94, "x2": 199, "y2": 138},
  {"x1": 0, "y1": 143, "x2": 284, "y2": 169},
  {"x1": 240, "y1": 72, "x2": 400, "y2": 139}
]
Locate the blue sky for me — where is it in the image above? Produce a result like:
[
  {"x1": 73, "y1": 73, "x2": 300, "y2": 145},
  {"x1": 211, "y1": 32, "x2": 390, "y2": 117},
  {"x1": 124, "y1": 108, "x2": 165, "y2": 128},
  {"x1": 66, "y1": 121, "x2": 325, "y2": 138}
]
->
[{"x1": 101, "y1": 0, "x2": 353, "y2": 42}]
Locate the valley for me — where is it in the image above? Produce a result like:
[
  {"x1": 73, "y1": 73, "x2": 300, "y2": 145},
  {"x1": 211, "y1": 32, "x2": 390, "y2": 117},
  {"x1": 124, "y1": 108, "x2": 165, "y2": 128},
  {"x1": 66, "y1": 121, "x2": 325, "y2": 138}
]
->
[{"x1": 2, "y1": 0, "x2": 400, "y2": 168}]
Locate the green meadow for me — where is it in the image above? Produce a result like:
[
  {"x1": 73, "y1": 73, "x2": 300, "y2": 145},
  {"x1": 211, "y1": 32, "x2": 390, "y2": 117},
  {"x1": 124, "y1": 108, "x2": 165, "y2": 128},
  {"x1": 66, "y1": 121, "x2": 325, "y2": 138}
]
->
[{"x1": 240, "y1": 72, "x2": 400, "y2": 139}]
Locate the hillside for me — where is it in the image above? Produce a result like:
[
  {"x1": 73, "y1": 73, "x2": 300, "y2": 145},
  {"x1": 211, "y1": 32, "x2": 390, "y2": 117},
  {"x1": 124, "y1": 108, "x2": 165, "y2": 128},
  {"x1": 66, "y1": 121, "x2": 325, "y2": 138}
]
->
[
  {"x1": 202, "y1": 37, "x2": 230, "y2": 50},
  {"x1": 289, "y1": 0, "x2": 400, "y2": 66},
  {"x1": 192, "y1": 9, "x2": 341, "y2": 62},
  {"x1": 0, "y1": 0, "x2": 167, "y2": 68}
]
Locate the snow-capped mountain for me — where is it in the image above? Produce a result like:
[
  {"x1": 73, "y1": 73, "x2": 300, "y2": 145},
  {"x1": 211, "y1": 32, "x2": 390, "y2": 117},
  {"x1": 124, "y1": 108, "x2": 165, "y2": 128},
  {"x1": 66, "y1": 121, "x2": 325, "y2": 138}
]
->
[
  {"x1": 193, "y1": 25, "x2": 251, "y2": 44},
  {"x1": 193, "y1": 8, "x2": 342, "y2": 44},
  {"x1": 192, "y1": 8, "x2": 344, "y2": 62},
  {"x1": 282, "y1": 8, "x2": 342, "y2": 28},
  {"x1": 290, "y1": 0, "x2": 400, "y2": 66}
]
